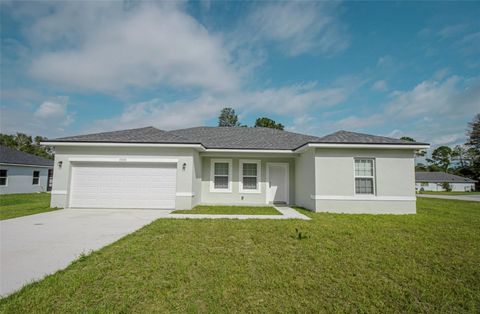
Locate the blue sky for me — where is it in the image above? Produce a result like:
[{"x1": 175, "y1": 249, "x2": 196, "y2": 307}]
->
[{"x1": 1, "y1": 1, "x2": 479, "y2": 148}]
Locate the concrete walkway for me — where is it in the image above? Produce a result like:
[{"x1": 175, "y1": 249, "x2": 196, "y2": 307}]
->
[
  {"x1": 166, "y1": 206, "x2": 311, "y2": 220},
  {"x1": 0, "y1": 209, "x2": 171, "y2": 296},
  {"x1": 417, "y1": 194, "x2": 480, "y2": 202}
]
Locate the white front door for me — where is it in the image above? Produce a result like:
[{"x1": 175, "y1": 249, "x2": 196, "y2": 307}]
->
[
  {"x1": 267, "y1": 163, "x2": 288, "y2": 204},
  {"x1": 69, "y1": 163, "x2": 177, "y2": 209}
]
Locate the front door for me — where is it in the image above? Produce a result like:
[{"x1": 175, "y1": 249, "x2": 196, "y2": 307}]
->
[{"x1": 267, "y1": 163, "x2": 288, "y2": 204}]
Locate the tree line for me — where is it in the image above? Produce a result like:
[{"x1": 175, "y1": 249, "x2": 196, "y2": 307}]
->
[
  {"x1": 3, "y1": 109, "x2": 479, "y2": 187},
  {"x1": 218, "y1": 107, "x2": 284, "y2": 130},
  {"x1": 0, "y1": 133, "x2": 54, "y2": 159},
  {"x1": 412, "y1": 114, "x2": 480, "y2": 185}
]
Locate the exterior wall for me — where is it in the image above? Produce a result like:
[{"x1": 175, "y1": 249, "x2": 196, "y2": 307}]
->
[
  {"x1": 294, "y1": 149, "x2": 315, "y2": 210},
  {"x1": 50, "y1": 146, "x2": 198, "y2": 209},
  {"x1": 192, "y1": 150, "x2": 203, "y2": 207},
  {"x1": 199, "y1": 154, "x2": 295, "y2": 206},
  {"x1": 313, "y1": 148, "x2": 416, "y2": 214},
  {"x1": 0, "y1": 164, "x2": 50, "y2": 195},
  {"x1": 416, "y1": 182, "x2": 475, "y2": 192}
]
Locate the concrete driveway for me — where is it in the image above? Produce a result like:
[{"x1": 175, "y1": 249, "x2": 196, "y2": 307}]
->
[
  {"x1": 417, "y1": 194, "x2": 480, "y2": 202},
  {"x1": 0, "y1": 209, "x2": 170, "y2": 296}
]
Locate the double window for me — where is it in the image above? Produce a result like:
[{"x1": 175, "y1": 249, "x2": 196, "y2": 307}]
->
[
  {"x1": 0, "y1": 169, "x2": 7, "y2": 186},
  {"x1": 239, "y1": 160, "x2": 261, "y2": 193},
  {"x1": 32, "y1": 170, "x2": 40, "y2": 185},
  {"x1": 354, "y1": 159, "x2": 375, "y2": 195},
  {"x1": 210, "y1": 159, "x2": 232, "y2": 192},
  {"x1": 210, "y1": 159, "x2": 261, "y2": 193}
]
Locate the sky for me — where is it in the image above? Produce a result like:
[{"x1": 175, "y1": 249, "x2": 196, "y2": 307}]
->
[{"x1": 1, "y1": 1, "x2": 479, "y2": 149}]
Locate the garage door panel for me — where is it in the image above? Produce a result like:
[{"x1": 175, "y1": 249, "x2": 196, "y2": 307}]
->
[{"x1": 70, "y1": 163, "x2": 177, "y2": 209}]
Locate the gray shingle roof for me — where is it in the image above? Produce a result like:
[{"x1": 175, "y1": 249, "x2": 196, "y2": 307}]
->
[
  {"x1": 45, "y1": 126, "x2": 429, "y2": 150},
  {"x1": 314, "y1": 130, "x2": 428, "y2": 145},
  {"x1": 168, "y1": 127, "x2": 321, "y2": 150},
  {"x1": 415, "y1": 172, "x2": 477, "y2": 183},
  {"x1": 0, "y1": 145, "x2": 54, "y2": 167},
  {"x1": 47, "y1": 127, "x2": 195, "y2": 144}
]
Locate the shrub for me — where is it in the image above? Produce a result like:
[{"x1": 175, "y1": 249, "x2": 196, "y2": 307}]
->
[{"x1": 440, "y1": 182, "x2": 452, "y2": 192}]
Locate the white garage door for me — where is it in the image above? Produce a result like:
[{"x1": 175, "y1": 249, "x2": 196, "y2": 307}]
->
[{"x1": 69, "y1": 163, "x2": 176, "y2": 209}]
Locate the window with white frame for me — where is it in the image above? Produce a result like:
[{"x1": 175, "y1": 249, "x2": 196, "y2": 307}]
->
[
  {"x1": 0, "y1": 169, "x2": 7, "y2": 186},
  {"x1": 32, "y1": 170, "x2": 40, "y2": 185},
  {"x1": 354, "y1": 159, "x2": 375, "y2": 194},
  {"x1": 240, "y1": 160, "x2": 261, "y2": 193},
  {"x1": 420, "y1": 182, "x2": 428, "y2": 186},
  {"x1": 211, "y1": 159, "x2": 232, "y2": 192}
]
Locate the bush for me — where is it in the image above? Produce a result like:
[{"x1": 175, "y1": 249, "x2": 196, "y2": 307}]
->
[{"x1": 440, "y1": 182, "x2": 452, "y2": 192}]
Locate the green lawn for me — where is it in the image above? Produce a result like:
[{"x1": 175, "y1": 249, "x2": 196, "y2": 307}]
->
[
  {"x1": 419, "y1": 191, "x2": 480, "y2": 195},
  {"x1": 1, "y1": 198, "x2": 479, "y2": 313},
  {"x1": 172, "y1": 205, "x2": 281, "y2": 215},
  {"x1": 0, "y1": 193, "x2": 57, "y2": 220}
]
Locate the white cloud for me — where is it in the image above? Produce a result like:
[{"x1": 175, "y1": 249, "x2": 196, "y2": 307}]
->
[
  {"x1": 438, "y1": 24, "x2": 468, "y2": 39},
  {"x1": 335, "y1": 114, "x2": 385, "y2": 130},
  {"x1": 242, "y1": 2, "x2": 348, "y2": 56},
  {"x1": 35, "y1": 99, "x2": 67, "y2": 119},
  {"x1": 377, "y1": 55, "x2": 394, "y2": 67},
  {"x1": 89, "y1": 82, "x2": 350, "y2": 132},
  {"x1": 29, "y1": 3, "x2": 238, "y2": 93},
  {"x1": 321, "y1": 74, "x2": 480, "y2": 145},
  {"x1": 386, "y1": 76, "x2": 480, "y2": 119},
  {"x1": 371, "y1": 80, "x2": 387, "y2": 92},
  {"x1": 1, "y1": 97, "x2": 74, "y2": 136}
]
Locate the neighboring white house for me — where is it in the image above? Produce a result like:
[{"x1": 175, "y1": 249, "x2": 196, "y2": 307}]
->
[
  {"x1": 43, "y1": 126, "x2": 429, "y2": 214},
  {"x1": 0, "y1": 145, "x2": 54, "y2": 195},
  {"x1": 415, "y1": 172, "x2": 476, "y2": 192}
]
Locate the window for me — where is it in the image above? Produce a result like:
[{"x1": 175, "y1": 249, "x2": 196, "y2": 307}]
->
[
  {"x1": 420, "y1": 182, "x2": 428, "y2": 186},
  {"x1": 0, "y1": 169, "x2": 7, "y2": 186},
  {"x1": 240, "y1": 160, "x2": 261, "y2": 193},
  {"x1": 210, "y1": 159, "x2": 232, "y2": 192},
  {"x1": 32, "y1": 170, "x2": 40, "y2": 185},
  {"x1": 354, "y1": 159, "x2": 375, "y2": 194}
]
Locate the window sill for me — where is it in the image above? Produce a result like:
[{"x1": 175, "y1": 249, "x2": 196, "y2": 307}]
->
[
  {"x1": 209, "y1": 189, "x2": 232, "y2": 193},
  {"x1": 239, "y1": 189, "x2": 262, "y2": 194}
]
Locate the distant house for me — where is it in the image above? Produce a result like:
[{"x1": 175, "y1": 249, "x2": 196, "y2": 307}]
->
[
  {"x1": 415, "y1": 172, "x2": 476, "y2": 192},
  {"x1": 0, "y1": 145, "x2": 54, "y2": 195}
]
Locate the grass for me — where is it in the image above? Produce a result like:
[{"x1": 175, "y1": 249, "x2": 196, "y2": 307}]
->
[
  {"x1": 171, "y1": 205, "x2": 281, "y2": 215},
  {"x1": 1, "y1": 198, "x2": 479, "y2": 313},
  {"x1": 0, "y1": 193, "x2": 57, "y2": 220},
  {"x1": 419, "y1": 191, "x2": 480, "y2": 195}
]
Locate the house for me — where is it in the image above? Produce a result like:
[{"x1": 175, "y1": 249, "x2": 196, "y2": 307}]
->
[
  {"x1": 415, "y1": 172, "x2": 476, "y2": 192},
  {"x1": 0, "y1": 145, "x2": 54, "y2": 195},
  {"x1": 42, "y1": 126, "x2": 429, "y2": 214}
]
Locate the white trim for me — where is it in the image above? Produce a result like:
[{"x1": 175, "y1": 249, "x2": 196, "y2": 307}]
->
[
  {"x1": 0, "y1": 168, "x2": 8, "y2": 187},
  {"x1": 32, "y1": 170, "x2": 40, "y2": 186},
  {"x1": 0, "y1": 163, "x2": 52, "y2": 168},
  {"x1": 68, "y1": 157, "x2": 178, "y2": 163},
  {"x1": 205, "y1": 149, "x2": 293, "y2": 154},
  {"x1": 310, "y1": 195, "x2": 415, "y2": 201},
  {"x1": 43, "y1": 142, "x2": 205, "y2": 150},
  {"x1": 239, "y1": 159, "x2": 262, "y2": 194},
  {"x1": 51, "y1": 190, "x2": 67, "y2": 195},
  {"x1": 353, "y1": 158, "x2": 376, "y2": 196},
  {"x1": 176, "y1": 192, "x2": 195, "y2": 197},
  {"x1": 210, "y1": 159, "x2": 233, "y2": 193},
  {"x1": 266, "y1": 162, "x2": 289, "y2": 204},
  {"x1": 43, "y1": 141, "x2": 430, "y2": 153},
  {"x1": 295, "y1": 143, "x2": 430, "y2": 153}
]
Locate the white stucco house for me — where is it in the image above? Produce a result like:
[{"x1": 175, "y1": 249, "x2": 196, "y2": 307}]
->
[
  {"x1": 43, "y1": 126, "x2": 429, "y2": 214},
  {"x1": 0, "y1": 145, "x2": 54, "y2": 195},
  {"x1": 415, "y1": 172, "x2": 476, "y2": 192}
]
